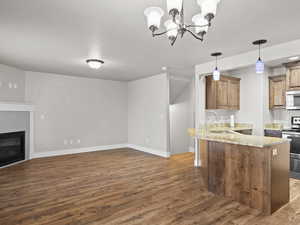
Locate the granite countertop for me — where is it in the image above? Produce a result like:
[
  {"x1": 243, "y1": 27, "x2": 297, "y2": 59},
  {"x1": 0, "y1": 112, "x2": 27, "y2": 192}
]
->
[
  {"x1": 188, "y1": 128, "x2": 290, "y2": 148},
  {"x1": 207, "y1": 123, "x2": 253, "y2": 132}
]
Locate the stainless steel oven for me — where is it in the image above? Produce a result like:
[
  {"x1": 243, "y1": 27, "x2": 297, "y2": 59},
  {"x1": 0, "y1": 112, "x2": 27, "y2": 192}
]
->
[
  {"x1": 282, "y1": 131, "x2": 300, "y2": 174},
  {"x1": 286, "y1": 91, "x2": 300, "y2": 110}
]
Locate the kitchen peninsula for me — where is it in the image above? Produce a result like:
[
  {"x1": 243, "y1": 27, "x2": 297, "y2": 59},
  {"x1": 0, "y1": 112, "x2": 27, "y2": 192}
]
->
[{"x1": 189, "y1": 128, "x2": 290, "y2": 215}]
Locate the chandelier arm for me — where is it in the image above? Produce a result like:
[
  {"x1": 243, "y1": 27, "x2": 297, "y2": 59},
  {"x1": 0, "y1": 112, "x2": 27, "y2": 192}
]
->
[
  {"x1": 152, "y1": 30, "x2": 169, "y2": 37},
  {"x1": 186, "y1": 24, "x2": 210, "y2": 28},
  {"x1": 185, "y1": 29, "x2": 203, "y2": 41},
  {"x1": 171, "y1": 34, "x2": 178, "y2": 46},
  {"x1": 152, "y1": 27, "x2": 179, "y2": 37}
]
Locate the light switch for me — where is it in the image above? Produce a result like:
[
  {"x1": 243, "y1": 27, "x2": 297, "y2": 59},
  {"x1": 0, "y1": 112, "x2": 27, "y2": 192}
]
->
[
  {"x1": 14, "y1": 83, "x2": 18, "y2": 89},
  {"x1": 272, "y1": 148, "x2": 278, "y2": 156},
  {"x1": 8, "y1": 82, "x2": 13, "y2": 89}
]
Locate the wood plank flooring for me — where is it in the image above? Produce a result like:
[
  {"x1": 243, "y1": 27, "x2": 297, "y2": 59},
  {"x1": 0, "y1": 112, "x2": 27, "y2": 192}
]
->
[{"x1": 1, "y1": 148, "x2": 300, "y2": 225}]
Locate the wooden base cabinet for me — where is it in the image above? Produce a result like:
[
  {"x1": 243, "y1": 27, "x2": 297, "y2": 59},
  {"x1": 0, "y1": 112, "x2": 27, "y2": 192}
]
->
[
  {"x1": 269, "y1": 75, "x2": 286, "y2": 109},
  {"x1": 206, "y1": 75, "x2": 240, "y2": 110}
]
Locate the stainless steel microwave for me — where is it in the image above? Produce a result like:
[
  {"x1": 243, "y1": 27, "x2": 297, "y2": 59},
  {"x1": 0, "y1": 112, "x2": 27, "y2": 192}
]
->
[{"x1": 286, "y1": 91, "x2": 300, "y2": 110}]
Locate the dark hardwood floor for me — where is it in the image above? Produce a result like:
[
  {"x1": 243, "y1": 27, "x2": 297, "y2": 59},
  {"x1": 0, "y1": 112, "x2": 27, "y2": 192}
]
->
[{"x1": 1, "y1": 148, "x2": 300, "y2": 225}]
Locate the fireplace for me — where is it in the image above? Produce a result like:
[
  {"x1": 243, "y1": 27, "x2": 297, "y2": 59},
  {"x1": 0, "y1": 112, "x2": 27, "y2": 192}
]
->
[{"x1": 0, "y1": 131, "x2": 25, "y2": 167}]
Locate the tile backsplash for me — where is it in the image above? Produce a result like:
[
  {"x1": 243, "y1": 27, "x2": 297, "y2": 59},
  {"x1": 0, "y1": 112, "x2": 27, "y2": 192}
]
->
[{"x1": 271, "y1": 109, "x2": 300, "y2": 128}]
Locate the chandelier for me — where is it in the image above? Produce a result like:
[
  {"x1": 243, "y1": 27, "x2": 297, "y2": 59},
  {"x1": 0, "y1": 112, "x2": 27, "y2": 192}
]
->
[{"x1": 144, "y1": 0, "x2": 221, "y2": 46}]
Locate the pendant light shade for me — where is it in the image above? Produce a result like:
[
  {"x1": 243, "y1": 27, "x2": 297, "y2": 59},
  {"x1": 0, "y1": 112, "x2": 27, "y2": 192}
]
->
[
  {"x1": 144, "y1": 7, "x2": 164, "y2": 31},
  {"x1": 192, "y1": 14, "x2": 208, "y2": 34},
  {"x1": 252, "y1": 39, "x2": 267, "y2": 74},
  {"x1": 164, "y1": 19, "x2": 178, "y2": 39},
  {"x1": 213, "y1": 67, "x2": 220, "y2": 81},
  {"x1": 197, "y1": 0, "x2": 220, "y2": 18},
  {"x1": 167, "y1": 0, "x2": 183, "y2": 15},
  {"x1": 256, "y1": 58, "x2": 264, "y2": 74},
  {"x1": 211, "y1": 52, "x2": 222, "y2": 81}
]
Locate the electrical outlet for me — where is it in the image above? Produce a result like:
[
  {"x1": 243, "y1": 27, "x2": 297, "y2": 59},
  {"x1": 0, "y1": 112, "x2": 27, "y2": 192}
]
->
[
  {"x1": 8, "y1": 82, "x2": 13, "y2": 89},
  {"x1": 69, "y1": 139, "x2": 73, "y2": 145},
  {"x1": 13, "y1": 83, "x2": 18, "y2": 89},
  {"x1": 77, "y1": 139, "x2": 81, "y2": 144},
  {"x1": 272, "y1": 148, "x2": 278, "y2": 156}
]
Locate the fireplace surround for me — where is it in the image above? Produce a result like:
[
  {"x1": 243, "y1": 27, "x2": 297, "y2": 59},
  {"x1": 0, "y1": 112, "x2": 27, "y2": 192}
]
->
[
  {"x1": 0, "y1": 131, "x2": 25, "y2": 167},
  {"x1": 0, "y1": 102, "x2": 34, "y2": 165}
]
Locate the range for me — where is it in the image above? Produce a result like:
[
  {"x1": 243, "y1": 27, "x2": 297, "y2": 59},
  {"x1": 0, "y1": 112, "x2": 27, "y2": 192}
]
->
[{"x1": 282, "y1": 116, "x2": 300, "y2": 179}]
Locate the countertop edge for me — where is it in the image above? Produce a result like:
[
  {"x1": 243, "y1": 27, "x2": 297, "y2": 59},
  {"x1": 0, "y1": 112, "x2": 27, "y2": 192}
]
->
[{"x1": 196, "y1": 136, "x2": 290, "y2": 148}]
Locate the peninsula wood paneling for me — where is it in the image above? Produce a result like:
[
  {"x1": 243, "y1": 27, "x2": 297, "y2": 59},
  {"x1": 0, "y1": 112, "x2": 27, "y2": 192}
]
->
[{"x1": 200, "y1": 140, "x2": 289, "y2": 215}]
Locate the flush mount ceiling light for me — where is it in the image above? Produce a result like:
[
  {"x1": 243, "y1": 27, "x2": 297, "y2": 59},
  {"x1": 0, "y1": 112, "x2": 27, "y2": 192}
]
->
[
  {"x1": 86, "y1": 59, "x2": 104, "y2": 69},
  {"x1": 252, "y1": 39, "x2": 267, "y2": 74},
  {"x1": 144, "y1": 0, "x2": 221, "y2": 46},
  {"x1": 289, "y1": 56, "x2": 300, "y2": 61},
  {"x1": 211, "y1": 52, "x2": 222, "y2": 81}
]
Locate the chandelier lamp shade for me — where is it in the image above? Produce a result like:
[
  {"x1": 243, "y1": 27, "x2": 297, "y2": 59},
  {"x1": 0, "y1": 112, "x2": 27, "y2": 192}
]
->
[
  {"x1": 144, "y1": 0, "x2": 221, "y2": 46},
  {"x1": 252, "y1": 39, "x2": 267, "y2": 74},
  {"x1": 211, "y1": 52, "x2": 222, "y2": 81}
]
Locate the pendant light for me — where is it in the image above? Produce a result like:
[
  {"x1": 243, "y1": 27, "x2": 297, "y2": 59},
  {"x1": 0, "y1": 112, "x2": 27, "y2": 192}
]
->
[
  {"x1": 252, "y1": 39, "x2": 267, "y2": 74},
  {"x1": 211, "y1": 52, "x2": 222, "y2": 81}
]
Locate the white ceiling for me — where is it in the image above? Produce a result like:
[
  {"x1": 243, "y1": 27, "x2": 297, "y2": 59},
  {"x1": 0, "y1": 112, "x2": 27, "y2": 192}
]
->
[{"x1": 0, "y1": 0, "x2": 300, "y2": 81}]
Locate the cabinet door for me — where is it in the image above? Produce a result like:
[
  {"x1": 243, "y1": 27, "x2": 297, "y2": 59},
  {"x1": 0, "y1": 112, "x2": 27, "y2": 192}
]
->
[
  {"x1": 228, "y1": 80, "x2": 240, "y2": 109},
  {"x1": 288, "y1": 67, "x2": 300, "y2": 89},
  {"x1": 269, "y1": 76, "x2": 286, "y2": 109},
  {"x1": 216, "y1": 79, "x2": 229, "y2": 108},
  {"x1": 273, "y1": 80, "x2": 285, "y2": 106}
]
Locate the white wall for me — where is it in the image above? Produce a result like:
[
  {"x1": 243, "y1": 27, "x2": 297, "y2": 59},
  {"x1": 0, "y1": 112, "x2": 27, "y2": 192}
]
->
[
  {"x1": 128, "y1": 73, "x2": 170, "y2": 157},
  {"x1": 170, "y1": 80, "x2": 194, "y2": 154},
  {"x1": 0, "y1": 64, "x2": 25, "y2": 102},
  {"x1": 233, "y1": 67, "x2": 266, "y2": 135},
  {"x1": 25, "y1": 71, "x2": 128, "y2": 153}
]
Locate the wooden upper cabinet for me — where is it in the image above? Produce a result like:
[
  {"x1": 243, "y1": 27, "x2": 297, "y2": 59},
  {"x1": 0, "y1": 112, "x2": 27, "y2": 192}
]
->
[
  {"x1": 286, "y1": 62, "x2": 300, "y2": 90},
  {"x1": 206, "y1": 75, "x2": 240, "y2": 110},
  {"x1": 216, "y1": 79, "x2": 229, "y2": 107},
  {"x1": 228, "y1": 79, "x2": 240, "y2": 108},
  {"x1": 269, "y1": 75, "x2": 286, "y2": 109}
]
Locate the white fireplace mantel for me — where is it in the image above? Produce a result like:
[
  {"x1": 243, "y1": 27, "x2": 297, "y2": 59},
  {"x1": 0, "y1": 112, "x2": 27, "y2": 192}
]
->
[
  {"x1": 0, "y1": 102, "x2": 35, "y2": 160},
  {"x1": 0, "y1": 102, "x2": 34, "y2": 112}
]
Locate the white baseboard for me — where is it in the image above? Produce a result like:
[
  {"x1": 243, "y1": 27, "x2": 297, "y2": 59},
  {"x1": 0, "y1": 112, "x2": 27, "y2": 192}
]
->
[
  {"x1": 32, "y1": 143, "x2": 170, "y2": 159},
  {"x1": 32, "y1": 144, "x2": 128, "y2": 159},
  {"x1": 127, "y1": 144, "x2": 170, "y2": 158}
]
